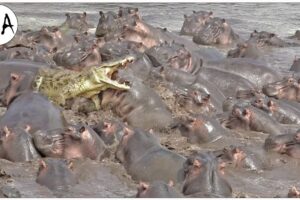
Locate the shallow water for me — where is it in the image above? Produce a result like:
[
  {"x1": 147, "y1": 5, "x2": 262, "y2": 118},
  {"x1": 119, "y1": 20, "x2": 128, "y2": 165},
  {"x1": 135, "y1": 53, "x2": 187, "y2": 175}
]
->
[{"x1": 4, "y1": 3, "x2": 300, "y2": 70}]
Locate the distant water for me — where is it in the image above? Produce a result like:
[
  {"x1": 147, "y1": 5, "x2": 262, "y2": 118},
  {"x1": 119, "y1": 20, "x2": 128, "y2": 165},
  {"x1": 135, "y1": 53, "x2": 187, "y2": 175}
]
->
[{"x1": 3, "y1": 3, "x2": 300, "y2": 69}]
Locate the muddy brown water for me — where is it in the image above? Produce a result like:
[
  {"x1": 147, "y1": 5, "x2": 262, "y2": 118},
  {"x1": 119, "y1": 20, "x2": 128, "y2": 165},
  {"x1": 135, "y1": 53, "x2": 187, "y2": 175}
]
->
[{"x1": 0, "y1": 2, "x2": 300, "y2": 198}]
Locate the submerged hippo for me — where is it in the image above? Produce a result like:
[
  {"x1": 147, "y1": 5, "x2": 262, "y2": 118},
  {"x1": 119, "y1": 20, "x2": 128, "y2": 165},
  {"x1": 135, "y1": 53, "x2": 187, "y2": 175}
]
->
[
  {"x1": 116, "y1": 127, "x2": 186, "y2": 184},
  {"x1": 227, "y1": 42, "x2": 261, "y2": 59},
  {"x1": 180, "y1": 10, "x2": 213, "y2": 36},
  {"x1": 247, "y1": 30, "x2": 299, "y2": 47},
  {"x1": 182, "y1": 152, "x2": 232, "y2": 197},
  {"x1": 60, "y1": 12, "x2": 91, "y2": 33},
  {"x1": 288, "y1": 30, "x2": 300, "y2": 40},
  {"x1": 192, "y1": 18, "x2": 239, "y2": 45},
  {"x1": 36, "y1": 158, "x2": 78, "y2": 191},
  {"x1": 0, "y1": 126, "x2": 41, "y2": 162}
]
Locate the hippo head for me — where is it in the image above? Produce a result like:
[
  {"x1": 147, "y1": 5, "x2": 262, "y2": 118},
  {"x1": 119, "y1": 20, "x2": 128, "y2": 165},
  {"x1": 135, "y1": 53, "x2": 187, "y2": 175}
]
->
[
  {"x1": 35, "y1": 26, "x2": 63, "y2": 53},
  {"x1": 263, "y1": 134, "x2": 297, "y2": 153},
  {"x1": 222, "y1": 105, "x2": 252, "y2": 131},
  {"x1": 262, "y1": 77, "x2": 300, "y2": 100},
  {"x1": 145, "y1": 41, "x2": 193, "y2": 73},
  {"x1": 227, "y1": 42, "x2": 260, "y2": 58},
  {"x1": 182, "y1": 152, "x2": 232, "y2": 197},
  {"x1": 62, "y1": 12, "x2": 89, "y2": 32},
  {"x1": 180, "y1": 11, "x2": 213, "y2": 35},
  {"x1": 288, "y1": 187, "x2": 300, "y2": 198},
  {"x1": 249, "y1": 30, "x2": 285, "y2": 47},
  {"x1": 216, "y1": 146, "x2": 247, "y2": 168},
  {"x1": 2, "y1": 72, "x2": 35, "y2": 106},
  {"x1": 118, "y1": 7, "x2": 141, "y2": 20},
  {"x1": 96, "y1": 11, "x2": 119, "y2": 37}
]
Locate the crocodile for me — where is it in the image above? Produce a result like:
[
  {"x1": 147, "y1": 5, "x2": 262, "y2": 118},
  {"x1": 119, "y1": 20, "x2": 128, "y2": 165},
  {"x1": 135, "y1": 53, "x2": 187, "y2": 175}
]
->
[{"x1": 32, "y1": 55, "x2": 135, "y2": 109}]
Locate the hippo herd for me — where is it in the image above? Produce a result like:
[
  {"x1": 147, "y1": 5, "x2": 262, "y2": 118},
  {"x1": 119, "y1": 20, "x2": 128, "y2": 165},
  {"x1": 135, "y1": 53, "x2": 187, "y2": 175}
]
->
[{"x1": 1, "y1": 6, "x2": 300, "y2": 198}]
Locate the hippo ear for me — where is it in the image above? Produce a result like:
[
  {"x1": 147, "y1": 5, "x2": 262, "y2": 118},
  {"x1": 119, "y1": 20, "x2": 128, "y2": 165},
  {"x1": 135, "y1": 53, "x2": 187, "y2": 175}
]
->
[
  {"x1": 159, "y1": 66, "x2": 164, "y2": 73},
  {"x1": 99, "y1": 11, "x2": 105, "y2": 18},
  {"x1": 184, "y1": 14, "x2": 187, "y2": 19},
  {"x1": 254, "y1": 30, "x2": 257, "y2": 33},
  {"x1": 83, "y1": 12, "x2": 87, "y2": 18},
  {"x1": 65, "y1": 13, "x2": 70, "y2": 19},
  {"x1": 192, "y1": 10, "x2": 196, "y2": 13},
  {"x1": 67, "y1": 160, "x2": 74, "y2": 170},
  {"x1": 74, "y1": 35, "x2": 80, "y2": 43},
  {"x1": 10, "y1": 73, "x2": 20, "y2": 81},
  {"x1": 168, "y1": 180, "x2": 174, "y2": 187},
  {"x1": 138, "y1": 182, "x2": 149, "y2": 191},
  {"x1": 221, "y1": 18, "x2": 226, "y2": 23},
  {"x1": 199, "y1": 58, "x2": 203, "y2": 67},
  {"x1": 219, "y1": 161, "x2": 226, "y2": 175},
  {"x1": 208, "y1": 11, "x2": 213, "y2": 16},
  {"x1": 163, "y1": 27, "x2": 167, "y2": 32},
  {"x1": 39, "y1": 160, "x2": 47, "y2": 169},
  {"x1": 270, "y1": 33, "x2": 275, "y2": 38},
  {"x1": 193, "y1": 159, "x2": 201, "y2": 168},
  {"x1": 24, "y1": 125, "x2": 31, "y2": 133},
  {"x1": 3, "y1": 126, "x2": 11, "y2": 138}
]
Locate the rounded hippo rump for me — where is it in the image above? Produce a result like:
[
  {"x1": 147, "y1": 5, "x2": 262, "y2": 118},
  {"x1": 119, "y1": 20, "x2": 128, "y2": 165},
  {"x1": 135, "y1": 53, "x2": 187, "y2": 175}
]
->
[
  {"x1": 192, "y1": 18, "x2": 240, "y2": 45},
  {"x1": 0, "y1": 126, "x2": 41, "y2": 162},
  {"x1": 182, "y1": 152, "x2": 232, "y2": 197},
  {"x1": 36, "y1": 158, "x2": 78, "y2": 192},
  {"x1": 206, "y1": 58, "x2": 283, "y2": 88},
  {"x1": 0, "y1": 92, "x2": 66, "y2": 134},
  {"x1": 115, "y1": 127, "x2": 186, "y2": 184},
  {"x1": 180, "y1": 10, "x2": 213, "y2": 36},
  {"x1": 200, "y1": 67, "x2": 256, "y2": 97},
  {"x1": 136, "y1": 181, "x2": 183, "y2": 198}
]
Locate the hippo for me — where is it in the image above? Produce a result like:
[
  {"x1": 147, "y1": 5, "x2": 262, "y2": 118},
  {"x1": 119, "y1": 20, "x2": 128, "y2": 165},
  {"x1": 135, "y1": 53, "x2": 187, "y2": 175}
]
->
[
  {"x1": 33, "y1": 124, "x2": 108, "y2": 160},
  {"x1": 264, "y1": 133, "x2": 298, "y2": 153},
  {"x1": 200, "y1": 67, "x2": 256, "y2": 97},
  {"x1": 62, "y1": 124, "x2": 108, "y2": 160},
  {"x1": 0, "y1": 92, "x2": 66, "y2": 134},
  {"x1": 180, "y1": 11, "x2": 213, "y2": 36},
  {"x1": 182, "y1": 152, "x2": 232, "y2": 197},
  {"x1": 159, "y1": 66, "x2": 225, "y2": 112},
  {"x1": 36, "y1": 158, "x2": 78, "y2": 191},
  {"x1": 145, "y1": 41, "x2": 202, "y2": 75},
  {"x1": 91, "y1": 120, "x2": 125, "y2": 146},
  {"x1": 136, "y1": 181, "x2": 183, "y2": 198},
  {"x1": 252, "y1": 97, "x2": 300, "y2": 125},
  {"x1": 247, "y1": 30, "x2": 300, "y2": 47},
  {"x1": 115, "y1": 127, "x2": 186, "y2": 184},
  {"x1": 227, "y1": 42, "x2": 261, "y2": 59},
  {"x1": 173, "y1": 114, "x2": 226, "y2": 144},
  {"x1": 0, "y1": 59, "x2": 49, "y2": 94},
  {"x1": 53, "y1": 44, "x2": 102, "y2": 71},
  {"x1": 0, "y1": 126, "x2": 41, "y2": 162},
  {"x1": 100, "y1": 39, "x2": 145, "y2": 61},
  {"x1": 59, "y1": 12, "x2": 91, "y2": 33},
  {"x1": 262, "y1": 77, "x2": 300, "y2": 101},
  {"x1": 223, "y1": 104, "x2": 285, "y2": 135},
  {"x1": 192, "y1": 17, "x2": 239, "y2": 45},
  {"x1": 174, "y1": 88, "x2": 217, "y2": 116},
  {"x1": 290, "y1": 58, "x2": 300, "y2": 73},
  {"x1": 206, "y1": 58, "x2": 282, "y2": 88},
  {"x1": 100, "y1": 79, "x2": 173, "y2": 130}
]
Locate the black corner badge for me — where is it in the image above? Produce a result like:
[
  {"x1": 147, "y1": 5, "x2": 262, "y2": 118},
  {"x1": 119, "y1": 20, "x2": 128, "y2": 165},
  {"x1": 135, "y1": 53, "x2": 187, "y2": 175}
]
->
[{"x1": 0, "y1": 5, "x2": 18, "y2": 45}]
